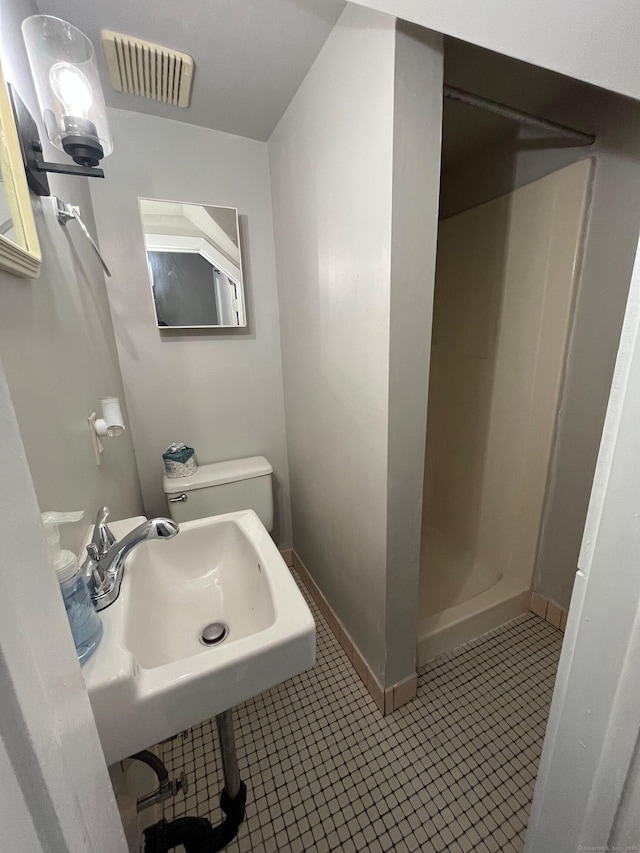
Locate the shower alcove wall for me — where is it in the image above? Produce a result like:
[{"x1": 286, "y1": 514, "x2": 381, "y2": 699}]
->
[{"x1": 417, "y1": 158, "x2": 591, "y2": 664}]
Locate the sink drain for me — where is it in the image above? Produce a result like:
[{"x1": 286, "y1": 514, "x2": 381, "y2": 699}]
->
[{"x1": 200, "y1": 622, "x2": 229, "y2": 646}]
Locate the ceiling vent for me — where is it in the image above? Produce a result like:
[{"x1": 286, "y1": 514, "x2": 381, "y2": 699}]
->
[{"x1": 101, "y1": 30, "x2": 194, "y2": 108}]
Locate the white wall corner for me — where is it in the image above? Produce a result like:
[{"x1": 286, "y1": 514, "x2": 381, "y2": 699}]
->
[{"x1": 385, "y1": 21, "x2": 444, "y2": 686}]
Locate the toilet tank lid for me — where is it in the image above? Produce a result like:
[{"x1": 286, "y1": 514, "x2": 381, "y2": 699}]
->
[{"x1": 163, "y1": 456, "x2": 273, "y2": 494}]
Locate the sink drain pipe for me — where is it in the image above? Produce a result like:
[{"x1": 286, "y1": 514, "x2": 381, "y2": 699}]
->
[
  {"x1": 143, "y1": 709, "x2": 246, "y2": 853},
  {"x1": 215, "y1": 709, "x2": 241, "y2": 801}
]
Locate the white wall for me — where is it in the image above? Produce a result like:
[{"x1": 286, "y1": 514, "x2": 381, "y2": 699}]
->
[
  {"x1": 352, "y1": 0, "x2": 640, "y2": 101},
  {"x1": 269, "y1": 5, "x2": 443, "y2": 685},
  {"x1": 532, "y1": 99, "x2": 640, "y2": 610},
  {"x1": 385, "y1": 21, "x2": 443, "y2": 685},
  {"x1": 0, "y1": 0, "x2": 136, "y2": 846},
  {"x1": 269, "y1": 4, "x2": 395, "y2": 681},
  {"x1": 90, "y1": 110, "x2": 292, "y2": 547},
  {"x1": 0, "y1": 0, "x2": 142, "y2": 552}
]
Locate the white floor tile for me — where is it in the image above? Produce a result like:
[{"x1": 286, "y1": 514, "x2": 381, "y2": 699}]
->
[{"x1": 157, "y1": 573, "x2": 562, "y2": 853}]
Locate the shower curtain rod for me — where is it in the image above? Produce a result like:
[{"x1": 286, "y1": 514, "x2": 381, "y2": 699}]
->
[{"x1": 443, "y1": 84, "x2": 595, "y2": 147}]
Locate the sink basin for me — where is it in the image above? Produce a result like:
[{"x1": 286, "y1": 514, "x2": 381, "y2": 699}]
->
[
  {"x1": 82, "y1": 510, "x2": 315, "y2": 765},
  {"x1": 125, "y1": 520, "x2": 278, "y2": 669}
]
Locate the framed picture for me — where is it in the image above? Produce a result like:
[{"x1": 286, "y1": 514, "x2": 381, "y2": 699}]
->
[{"x1": 0, "y1": 58, "x2": 41, "y2": 277}]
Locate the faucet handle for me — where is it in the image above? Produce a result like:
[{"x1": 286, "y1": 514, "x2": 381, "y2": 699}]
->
[
  {"x1": 93, "y1": 506, "x2": 116, "y2": 555},
  {"x1": 91, "y1": 564, "x2": 107, "y2": 594},
  {"x1": 83, "y1": 543, "x2": 107, "y2": 598}
]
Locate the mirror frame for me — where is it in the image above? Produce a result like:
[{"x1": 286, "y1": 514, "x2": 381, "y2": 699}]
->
[
  {"x1": 139, "y1": 197, "x2": 246, "y2": 330},
  {"x1": 0, "y1": 59, "x2": 41, "y2": 278}
]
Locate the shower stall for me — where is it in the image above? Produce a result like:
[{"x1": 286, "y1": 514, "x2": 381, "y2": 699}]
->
[{"x1": 417, "y1": 158, "x2": 592, "y2": 664}]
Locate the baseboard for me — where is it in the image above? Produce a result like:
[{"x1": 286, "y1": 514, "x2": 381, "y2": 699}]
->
[
  {"x1": 530, "y1": 592, "x2": 568, "y2": 631},
  {"x1": 279, "y1": 548, "x2": 293, "y2": 568},
  {"x1": 291, "y1": 550, "x2": 417, "y2": 715}
]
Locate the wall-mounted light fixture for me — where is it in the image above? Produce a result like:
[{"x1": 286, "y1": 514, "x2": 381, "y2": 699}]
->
[
  {"x1": 88, "y1": 397, "x2": 125, "y2": 465},
  {"x1": 11, "y1": 15, "x2": 112, "y2": 197}
]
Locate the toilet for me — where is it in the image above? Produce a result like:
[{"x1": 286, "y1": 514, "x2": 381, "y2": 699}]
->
[{"x1": 163, "y1": 455, "x2": 274, "y2": 530}]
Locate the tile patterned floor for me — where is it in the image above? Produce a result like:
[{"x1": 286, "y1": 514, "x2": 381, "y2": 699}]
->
[{"x1": 160, "y1": 574, "x2": 563, "y2": 852}]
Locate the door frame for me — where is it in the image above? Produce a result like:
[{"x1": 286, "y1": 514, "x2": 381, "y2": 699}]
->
[
  {"x1": 0, "y1": 364, "x2": 127, "y2": 853},
  {"x1": 525, "y1": 234, "x2": 640, "y2": 850}
]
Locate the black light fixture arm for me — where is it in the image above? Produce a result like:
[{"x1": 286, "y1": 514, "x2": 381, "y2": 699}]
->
[
  {"x1": 36, "y1": 156, "x2": 105, "y2": 179},
  {"x1": 9, "y1": 84, "x2": 104, "y2": 198}
]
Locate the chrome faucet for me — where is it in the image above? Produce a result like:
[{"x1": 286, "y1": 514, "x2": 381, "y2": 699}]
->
[{"x1": 82, "y1": 506, "x2": 179, "y2": 611}]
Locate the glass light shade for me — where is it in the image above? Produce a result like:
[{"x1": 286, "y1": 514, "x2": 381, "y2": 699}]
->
[{"x1": 22, "y1": 15, "x2": 112, "y2": 166}]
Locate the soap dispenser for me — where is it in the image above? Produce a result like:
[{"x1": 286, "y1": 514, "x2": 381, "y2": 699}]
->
[{"x1": 42, "y1": 511, "x2": 103, "y2": 665}]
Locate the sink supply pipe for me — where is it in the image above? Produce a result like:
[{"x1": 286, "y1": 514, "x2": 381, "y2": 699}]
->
[
  {"x1": 143, "y1": 709, "x2": 246, "y2": 853},
  {"x1": 131, "y1": 750, "x2": 187, "y2": 813},
  {"x1": 132, "y1": 750, "x2": 168, "y2": 784}
]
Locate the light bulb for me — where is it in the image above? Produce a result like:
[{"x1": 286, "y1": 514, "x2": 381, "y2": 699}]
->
[{"x1": 49, "y1": 62, "x2": 93, "y2": 118}]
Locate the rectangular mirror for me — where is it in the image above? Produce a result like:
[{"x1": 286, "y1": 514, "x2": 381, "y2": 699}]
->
[{"x1": 139, "y1": 198, "x2": 246, "y2": 328}]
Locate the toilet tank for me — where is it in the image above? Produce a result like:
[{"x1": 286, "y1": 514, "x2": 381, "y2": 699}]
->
[{"x1": 163, "y1": 456, "x2": 274, "y2": 530}]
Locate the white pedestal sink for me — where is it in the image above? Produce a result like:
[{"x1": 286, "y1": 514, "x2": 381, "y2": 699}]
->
[{"x1": 82, "y1": 510, "x2": 315, "y2": 765}]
